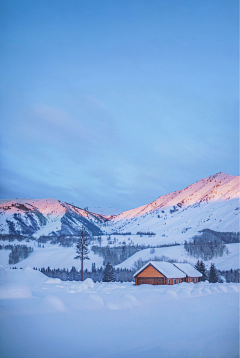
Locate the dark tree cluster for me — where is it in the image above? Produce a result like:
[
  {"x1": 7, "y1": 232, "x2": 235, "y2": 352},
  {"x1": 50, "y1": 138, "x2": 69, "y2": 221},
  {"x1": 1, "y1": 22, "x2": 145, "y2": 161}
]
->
[
  {"x1": 36, "y1": 264, "x2": 134, "y2": 282},
  {"x1": 184, "y1": 238, "x2": 228, "y2": 260},
  {"x1": 111, "y1": 232, "x2": 132, "y2": 235},
  {"x1": 6, "y1": 245, "x2": 34, "y2": 264},
  {"x1": 102, "y1": 262, "x2": 115, "y2": 282},
  {"x1": 218, "y1": 269, "x2": 240, "y2": 283},
  {"x1": 38, "y1": 235, "x2": 80, "y2": 247},
  {"x1": 199, "y1": 229, "x2": 239, "y2": 244},
  {"x1": 208, "y1": 263, "x2": 219, "y2": 283},
  {"x1": 184, "y1": 229, "x2": 239, "y2": 261},
  {"x1": 194, "y1": 260, "x2": 208, "y2": 281},
  {"x1": 136, "y1": 232, "x2": 156, "y2": 236},
  {"x1": 0, "y1": 234, "x2": 35, "y2": 242}
]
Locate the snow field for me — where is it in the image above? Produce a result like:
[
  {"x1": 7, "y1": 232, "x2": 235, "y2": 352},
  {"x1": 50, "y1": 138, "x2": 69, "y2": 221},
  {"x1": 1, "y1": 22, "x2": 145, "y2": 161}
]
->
[{"x1": 0, "y1": 267, "x2": 239, "y2": 358}]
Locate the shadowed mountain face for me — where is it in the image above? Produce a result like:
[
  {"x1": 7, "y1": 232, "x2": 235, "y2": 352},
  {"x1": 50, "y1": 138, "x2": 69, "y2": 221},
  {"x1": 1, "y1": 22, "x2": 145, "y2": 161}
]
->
[
  {"x1": 0, "y1": 199, "x2": 107, "y2": 236},
  {"x1": 0, "y1": 172, "x2": 239, "y2": 239}
]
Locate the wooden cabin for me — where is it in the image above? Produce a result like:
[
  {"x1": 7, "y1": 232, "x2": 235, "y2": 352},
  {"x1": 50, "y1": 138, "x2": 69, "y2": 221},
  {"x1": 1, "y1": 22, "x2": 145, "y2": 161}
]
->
[
  {"x1": 134, "y1": 261, "x2": 186, "y2": 285},
  {"x1": 173, "y1": 263, "x2": 202, "y2": 283}
]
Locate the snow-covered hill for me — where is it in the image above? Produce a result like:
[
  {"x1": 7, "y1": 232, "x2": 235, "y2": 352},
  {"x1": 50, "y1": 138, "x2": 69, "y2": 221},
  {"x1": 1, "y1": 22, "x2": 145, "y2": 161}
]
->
[
  {"x1": 105, "y1": 172, "x2": 239, "y2": 240},
  {"x1": 115, "y1": 244, "x2": 240, "y2": 271},
  {"x1": 0, "y1": 198, "x2": 107, "y2": 236}
]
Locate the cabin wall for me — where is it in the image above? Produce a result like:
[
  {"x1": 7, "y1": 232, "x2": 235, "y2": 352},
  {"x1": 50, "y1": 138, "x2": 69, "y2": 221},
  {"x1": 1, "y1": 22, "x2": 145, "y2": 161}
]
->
[
  {"x1": 135, "y1": 265, "x2": 166, "y2": 285},
  {"x1": 186, "y1": 277, "x2": 201, "y2": 283},
  {"x1": 137, "y1": 266, "x2": 165, "y2": 278}
]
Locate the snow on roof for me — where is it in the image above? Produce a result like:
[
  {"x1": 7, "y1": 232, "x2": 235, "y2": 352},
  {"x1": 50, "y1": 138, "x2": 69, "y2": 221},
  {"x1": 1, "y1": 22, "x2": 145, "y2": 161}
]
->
[
  {"x1": 133, "y1": 261, "x2": 186, "y2": 279},
  {"x1": 173, "y1": 263, "x2": 202, "y2": 277}
]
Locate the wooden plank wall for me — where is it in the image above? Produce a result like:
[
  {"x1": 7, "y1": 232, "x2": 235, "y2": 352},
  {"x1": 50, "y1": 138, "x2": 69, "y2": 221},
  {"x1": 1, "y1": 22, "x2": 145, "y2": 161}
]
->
[{"x1": 136, "y1": 265, "x2": 165, "y2": 278}]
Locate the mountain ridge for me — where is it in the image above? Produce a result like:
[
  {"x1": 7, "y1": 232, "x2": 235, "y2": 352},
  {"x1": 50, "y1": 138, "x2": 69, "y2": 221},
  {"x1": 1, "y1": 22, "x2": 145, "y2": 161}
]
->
[
  {"x1": 104, "y1": 172, "x2": 239, "y2": 239},
  {"x1": 0, "y1": 172, "x2": 239, "y2": 238}
]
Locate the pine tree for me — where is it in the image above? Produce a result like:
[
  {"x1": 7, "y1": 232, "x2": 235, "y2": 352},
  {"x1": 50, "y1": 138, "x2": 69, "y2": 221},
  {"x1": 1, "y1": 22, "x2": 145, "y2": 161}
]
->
[
  {"x1": 194, "y1": 260, "x2": 201, "y2": 272},
  {"x1": 74, "y1": 226, "x2": 90, "y2": 281},
  {"x1": 209, "y1": 263, "x2": 218, "y2": 283},
  {"x1": 195, "y1": 260, "x2": 208, "y2": 281},
  {"x1": 102, "y1": 262, "x2": 116, "y2": 282}
]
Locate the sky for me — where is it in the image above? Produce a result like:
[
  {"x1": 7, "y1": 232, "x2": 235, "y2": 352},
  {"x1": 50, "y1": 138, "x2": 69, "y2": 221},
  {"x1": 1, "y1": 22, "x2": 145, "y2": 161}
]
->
[{"x1": 0, "y1": 0, "x2": 239, "y2": 211}]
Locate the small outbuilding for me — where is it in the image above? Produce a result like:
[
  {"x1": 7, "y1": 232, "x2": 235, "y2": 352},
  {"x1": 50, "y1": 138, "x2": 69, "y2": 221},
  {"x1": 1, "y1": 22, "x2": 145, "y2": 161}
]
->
[
  {"x1": 173, "y1": 263, "x2": 202, "y2": 283},
  {"x1": 134, "y1": 261, "x2": 186, "y2": 285}
]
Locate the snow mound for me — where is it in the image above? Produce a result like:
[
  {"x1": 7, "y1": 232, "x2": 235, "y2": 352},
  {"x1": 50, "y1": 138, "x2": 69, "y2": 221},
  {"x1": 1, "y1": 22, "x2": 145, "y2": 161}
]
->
[
  {"x1": 120, "y1": 294, "x2": 139, "y2": 309},
  {"x1": 43, "y1": 295, "x2": 67, "y2": 312},
  {"x1": 67, "y1": 278, "x2": 94, "y2": 293},
  {"x1": 87, "y1": 294, "x2": 105, "y2": 308},
  {"x1": 45, "y1": 278, "x2": 62, "y2": 284},
  {"x1": 105, "y1": 293, "x2": 140, "y2": 310},
  {"x1": 23, "y1": 266, "x2": 48, "y2": 284},
  {"x1": 162, "y1": 289, "x2": 178, "y2": 299}
]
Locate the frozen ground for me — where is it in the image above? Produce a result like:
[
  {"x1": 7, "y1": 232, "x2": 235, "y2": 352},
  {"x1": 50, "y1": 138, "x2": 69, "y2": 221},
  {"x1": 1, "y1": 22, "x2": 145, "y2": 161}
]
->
[{"x1": 0, "y1": 266, "x2": 239, "y2": 358}]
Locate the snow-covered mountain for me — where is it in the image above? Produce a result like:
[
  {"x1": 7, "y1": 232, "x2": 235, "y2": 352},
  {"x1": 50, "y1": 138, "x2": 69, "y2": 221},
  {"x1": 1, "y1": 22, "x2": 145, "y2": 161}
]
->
[
  {"x1": 0, "y1": 198, "x2": 107, "y2": 236},
  {"x1": 0, "y1": 172, "x2": 239, "y2": 240},
  {"x1": 105, "y1": 172, "x2": 239, "y2": 240}
]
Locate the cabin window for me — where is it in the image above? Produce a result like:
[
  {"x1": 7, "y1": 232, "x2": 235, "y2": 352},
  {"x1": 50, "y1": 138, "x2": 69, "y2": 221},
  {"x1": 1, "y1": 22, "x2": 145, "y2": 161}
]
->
[
  {"x1": 168, "y1": 279, "x2": 170, "y2": 284},
  {"x1": 192, "y1": 278, "x2": 195, "y2": 283},
  {"x1": 173, "y1": 279, "x2": 175, "y2": 284}
]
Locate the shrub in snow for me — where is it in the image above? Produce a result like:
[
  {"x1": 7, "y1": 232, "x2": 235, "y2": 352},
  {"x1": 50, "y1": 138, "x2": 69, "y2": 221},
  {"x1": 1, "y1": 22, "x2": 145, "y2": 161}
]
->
[{"x1": 82, "y1": 278, "x2": 94, "y2": 289}]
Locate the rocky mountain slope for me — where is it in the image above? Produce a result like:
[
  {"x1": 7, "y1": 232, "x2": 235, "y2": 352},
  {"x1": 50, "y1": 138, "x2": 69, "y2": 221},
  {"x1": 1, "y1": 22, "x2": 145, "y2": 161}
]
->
[{"x1": 0, "y1": 198, "x2": 107, "y2": 236}]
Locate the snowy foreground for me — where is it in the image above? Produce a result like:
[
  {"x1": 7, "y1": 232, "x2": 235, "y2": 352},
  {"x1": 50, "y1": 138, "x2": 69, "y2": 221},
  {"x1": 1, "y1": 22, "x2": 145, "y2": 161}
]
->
[{"x1": 0, "y1": 267, "x2": 239, "y2": 358}]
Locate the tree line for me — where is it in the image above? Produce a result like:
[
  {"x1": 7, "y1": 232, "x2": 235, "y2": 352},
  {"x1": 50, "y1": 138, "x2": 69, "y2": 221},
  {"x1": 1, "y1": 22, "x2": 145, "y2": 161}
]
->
[{"x1": 34, "y1": 265, "x2": 134, "y2": 282}]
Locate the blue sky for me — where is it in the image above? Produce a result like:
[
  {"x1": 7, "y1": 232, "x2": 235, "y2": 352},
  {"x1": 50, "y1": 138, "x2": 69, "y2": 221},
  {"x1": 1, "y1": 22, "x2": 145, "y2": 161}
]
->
[{"x1": 0, "y1": 0, "x2": 239, "y2": 211}]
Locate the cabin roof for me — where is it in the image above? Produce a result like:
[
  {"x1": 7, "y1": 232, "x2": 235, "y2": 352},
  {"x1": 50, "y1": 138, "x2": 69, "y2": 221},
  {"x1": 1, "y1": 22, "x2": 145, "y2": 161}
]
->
[
  {"x1": 133, "y1": 261, "x2": 186, "y2": 279},
  {"x1": 173, "y1": 263, "x2": 203, "y2": 277}
]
